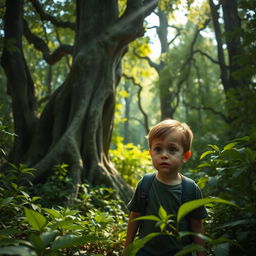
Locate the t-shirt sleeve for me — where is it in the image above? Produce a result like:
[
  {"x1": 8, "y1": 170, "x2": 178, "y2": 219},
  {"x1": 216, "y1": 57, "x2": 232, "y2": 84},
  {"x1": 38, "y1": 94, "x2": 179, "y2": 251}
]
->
[
  {"x1": 188, "y1": 184, "x2": 208, "y2": 219},
  {"x1": 127, "y1": 180, "x2": 142, "y2": 213}
]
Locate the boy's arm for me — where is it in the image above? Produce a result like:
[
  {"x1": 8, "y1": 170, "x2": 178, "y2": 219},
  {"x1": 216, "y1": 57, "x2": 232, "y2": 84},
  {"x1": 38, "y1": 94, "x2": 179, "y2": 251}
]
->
[
  {"x1": 190, "y1": 218, "x2": 206, "y2": 256},
  {"x1": 124, "y1": 211, "x2": 141, "y2": 248}
]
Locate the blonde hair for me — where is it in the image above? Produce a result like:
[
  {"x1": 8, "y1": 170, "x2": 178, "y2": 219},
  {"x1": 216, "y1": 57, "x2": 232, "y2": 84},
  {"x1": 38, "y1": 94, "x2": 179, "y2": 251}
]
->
[{"x1": 147, "y1": 119, "x2": 193, "y2": 152}]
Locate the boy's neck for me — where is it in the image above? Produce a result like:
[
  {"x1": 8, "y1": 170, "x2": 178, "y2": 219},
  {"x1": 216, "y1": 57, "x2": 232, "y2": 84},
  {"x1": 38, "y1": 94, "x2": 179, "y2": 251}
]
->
[{"x1": 156, "y1": 171, "x2": 182, "y2": 185}]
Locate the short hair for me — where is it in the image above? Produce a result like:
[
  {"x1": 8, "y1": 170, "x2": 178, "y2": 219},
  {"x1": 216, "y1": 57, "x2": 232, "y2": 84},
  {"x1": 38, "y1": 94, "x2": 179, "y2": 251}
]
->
[{"x1": 147, "y1": 119, "x2": 193, "y2": 152}]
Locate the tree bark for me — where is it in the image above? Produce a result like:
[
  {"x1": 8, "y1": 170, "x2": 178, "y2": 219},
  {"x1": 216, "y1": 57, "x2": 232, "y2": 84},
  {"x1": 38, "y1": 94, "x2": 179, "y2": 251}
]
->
[{"x1": 1, "y1": 0, "x2": 158, "y2": 203}]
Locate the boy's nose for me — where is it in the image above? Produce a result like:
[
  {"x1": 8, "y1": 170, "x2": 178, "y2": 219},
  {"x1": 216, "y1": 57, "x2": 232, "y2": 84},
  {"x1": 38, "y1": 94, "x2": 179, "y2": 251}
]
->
[{"x1": 161, "y1": 151, "x2": 169, "y2": 159}]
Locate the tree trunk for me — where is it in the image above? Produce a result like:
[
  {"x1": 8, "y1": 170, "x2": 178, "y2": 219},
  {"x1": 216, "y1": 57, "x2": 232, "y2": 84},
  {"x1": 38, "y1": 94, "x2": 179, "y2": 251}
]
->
[
  {"x1": 1, "y1": 0, "x2": 158, "y2": 203},
  {"x1": 157, "y1": 9, "x2": 175, "y2": 120}
]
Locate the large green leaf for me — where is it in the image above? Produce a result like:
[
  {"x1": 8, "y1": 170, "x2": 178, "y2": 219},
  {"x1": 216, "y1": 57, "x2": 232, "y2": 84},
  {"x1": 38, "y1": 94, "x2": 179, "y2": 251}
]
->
[
  {"x1": 0, "y1": 197, "x2": 13, "y2": 207},
  {"x1": 24, "y1": 207, "x2": 47, "y2": 231},
  {"x1": 174, "y1": 244, "x2": 204, "y2": 256},
  {"x1": 40, "y1": 230, "x2": 59, "y2": 247},
  {"x1": 134, "y1": 215, "x2": 161, "y2": 222},
  {"x1": 0, "y1": 246, "x2": 36, "y2": 256},
  {"x1": 178, "y1": 231, "x2": 212, "y2": 242},
  {"x1": 42, "y1": 208, "x2": 62, "y2": 218},
  {"x1": 49, "y1": 219, "x2": 74, "y2": 230},
  {"x1": 223, "y1": 142, "x2": 239, "y2": 150},
  {"x1": 178, "y1": 232, "x2": 237, "y2": 246},
  {"x1": 200, "y1": 150, "x2": 214, "y2": 160},
  {"x1": 123, "y1": 232, "x2": 161, "y2": 256},
  {"x1": 51, "y1": 234, "x2": 103, "y2": 250},
  {"x1": 29, "y1": 233, "x2": 45, "y2": 253},
  {"x1": 177, "y1": 198, "x2": 237, "y2": 224}
]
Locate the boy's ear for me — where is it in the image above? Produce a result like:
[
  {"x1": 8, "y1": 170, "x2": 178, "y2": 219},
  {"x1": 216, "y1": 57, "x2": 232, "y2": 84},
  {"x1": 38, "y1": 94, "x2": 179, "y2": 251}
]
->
[
  {"x1": 183, "y1": 151, "x2": 192, "y2": 162},
  {"x1": 149, "y1": 149, "x2": 152, "y2": 156}
]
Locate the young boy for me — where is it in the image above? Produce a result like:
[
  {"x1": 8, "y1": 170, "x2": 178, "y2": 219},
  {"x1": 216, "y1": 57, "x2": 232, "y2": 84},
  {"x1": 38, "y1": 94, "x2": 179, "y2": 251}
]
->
[{"x1": 124, "y1": 119, "x2": 208, "y2": 256}]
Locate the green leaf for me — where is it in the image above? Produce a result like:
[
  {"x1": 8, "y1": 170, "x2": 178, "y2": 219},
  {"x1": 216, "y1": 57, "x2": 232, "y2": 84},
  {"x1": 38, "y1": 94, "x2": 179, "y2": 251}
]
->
[
  {"x1": 223, "y1": 142, "x2": 239, "y2": 150},
  {"x1": 29, "y1": 233, "x2": 45, "y2": 253},
  {"x1": 134, "y1": 215, "x2": 161, "y2": 222},
  {"x1": 208, "y1": 144, "x2": 220, "y2": 151},
  {"x1": 219, "y1": 219, "x2": 251, "y2": 229},
  {"x1": 51, "y1": 234, "x2": 102, "y2": 250},
  {"x1": 123, "y1": 232, "x2": 161, "y2": 256},
  {"x1": 213, "y1": 243, "x2": 230, "y2": 256},
  {"x1": 178, "y1": 231, "x2": 212, "y2": 242},
  {"x1": 174, "y1": 243, "x2": 205, "y2": 256},
  {"x1": 0, "y1": 197, "x2": 13, "y2": 206},
  {"x1": 177, "y1": 198, "x2": 238, "y2": 225},
  {"x1": 207, "y1": 237, "x2": 238, "y2": 246},
  {"x1": 179, "y1": 232, "x2": 238, "y2": 246},
  {"x1": 0, "y1": 246, "x2": 36, "y2": 256},
  {"x1": 221, "y1": 149, "x2": 242, "y2": 160},
  {"x1": 0, "y1": 228, "x2": 20, "y2": 236},
  {"x1": 200, "y1": 150, "x2": 214, "y2": 160},
  {"x1": 49, "y1": 219, "x2": 74, "y2": 230},
  {"x1": 233, "y1": 136, "x2": 250, "y2": 142},
  {"x1": 20, "y1": 191, "x2": 30, "y2": 200},
  {"x1": 24, "y1": 207, "x2": 47, "y2": 231},
  {"x1": 40, "y1": 230, "x2": 59, "y2": 247},
  {"x1": 42, "y1": 208, "x2": 62, "y2": 218},
  {"x1": 158, "y1": 206, "x2": 168, "y2": 219}
]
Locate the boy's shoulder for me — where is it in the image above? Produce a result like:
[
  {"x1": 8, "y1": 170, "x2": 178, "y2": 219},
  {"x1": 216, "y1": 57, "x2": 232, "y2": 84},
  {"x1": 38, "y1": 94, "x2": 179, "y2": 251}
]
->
[
  {"x1": 180, "y1": 174, "x2": 198, "y2": 203},
  {"x1": 139, "y1": 173, "x2": 199, "y2": 202}
]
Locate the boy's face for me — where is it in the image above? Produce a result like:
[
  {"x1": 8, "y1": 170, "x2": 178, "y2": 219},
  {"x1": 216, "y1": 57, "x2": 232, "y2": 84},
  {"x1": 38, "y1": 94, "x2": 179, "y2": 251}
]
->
[{"x1": 149, "y1": 131, "x2": 191, "y2": 174}]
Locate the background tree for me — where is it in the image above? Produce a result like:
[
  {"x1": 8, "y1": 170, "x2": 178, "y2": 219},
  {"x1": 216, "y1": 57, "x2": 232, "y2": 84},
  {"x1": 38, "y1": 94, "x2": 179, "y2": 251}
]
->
[
  {"x1": 209, "y1": 0, "x2": 256, "y2": 135},
  {"x1": 1, "y1": 0, "x2": 158, "y2": 202}
]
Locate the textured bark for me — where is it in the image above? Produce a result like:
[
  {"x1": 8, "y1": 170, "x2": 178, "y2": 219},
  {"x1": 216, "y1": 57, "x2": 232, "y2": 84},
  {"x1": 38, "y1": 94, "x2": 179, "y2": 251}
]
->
[
  {"x1": 1, "y1": 0, "x2": 158, "y2": 203},
  {"x1": 209, "y1": 0, "x2": 230, "y2": 92},
  {"x1": 209, "y1": 0, "x2": 245, "y2": 91}
]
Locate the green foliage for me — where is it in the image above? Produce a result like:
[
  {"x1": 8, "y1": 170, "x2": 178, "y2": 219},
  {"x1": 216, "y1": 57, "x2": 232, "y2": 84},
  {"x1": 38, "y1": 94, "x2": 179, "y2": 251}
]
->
[
  {"x1": 124, "y1": 198, "x2": 238, "y2": 256},
  {"x1": 31, "y1": 163, "x2": 73, "y2": 207},
  {"x1": 0, "y1": 163, "x2": 128, "y2": 256},
  {"x1": 196, "y1": 135, "x2": 256, "y2": 255},
  {"x1": 0, "y1": 120, "x2": 15, "y2": 162},
  {"x1": 109, "y1": 138, "x2": 152, "y2": 187},
  {"x1": 226, "y1": 87, "x2": 256, "y2": 137}
]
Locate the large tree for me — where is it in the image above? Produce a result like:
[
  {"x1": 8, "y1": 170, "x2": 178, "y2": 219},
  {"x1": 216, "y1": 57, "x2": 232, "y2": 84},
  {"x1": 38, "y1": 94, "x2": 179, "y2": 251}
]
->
[
  {"x1": 209, "y1": 0, "x2": 256, "y2": 133},
  {"x1": 1, "y1": 0, "x2": 158, "y2": 202}
]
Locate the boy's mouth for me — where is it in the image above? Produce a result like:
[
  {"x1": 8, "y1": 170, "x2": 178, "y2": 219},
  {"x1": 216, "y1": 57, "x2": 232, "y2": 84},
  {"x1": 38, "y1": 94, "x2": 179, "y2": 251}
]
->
[{"x1": 160, "y1": 162, "x2": 169, "y2": 167}]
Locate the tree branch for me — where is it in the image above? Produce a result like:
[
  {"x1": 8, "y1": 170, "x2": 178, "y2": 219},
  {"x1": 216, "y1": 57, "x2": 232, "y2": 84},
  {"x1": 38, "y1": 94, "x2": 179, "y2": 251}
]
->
[
  {"x1": 116, "y1": 0, "x2": 158, "y2": 44},
  {"x1": 183, "y1": 101, "x2": 228, "y2": 123},
  {"x1": 172, "y1": 20, "x2": 210, "y2": 112},
  {"x1": 29, "y1": 0, "x2": 75, "y2": 30},
  {"x1": 168, "y1": 25, "x2": 181, "y2": 45},
  {"x1": 123, "y1": 73, "x2": 149, "y2": 133},
  {"x1": 23, "y1": 19, "x2": 73, "y2": 65},
  {"x1": 192, "y1": 49, "x2": 220, "y2": 65},
  {"x1": 133, "y1": 49, "x2": 161, "y2": 72}
]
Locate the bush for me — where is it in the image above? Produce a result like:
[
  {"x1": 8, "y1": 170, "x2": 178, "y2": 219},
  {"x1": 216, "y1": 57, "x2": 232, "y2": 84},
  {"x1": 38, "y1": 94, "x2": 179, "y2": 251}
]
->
[
  {"x1": 195, "y1": 134, "x2": 256, "y2": 255},
  {"x1": 109, "y1": 137, "x2": 152, "y2": 188},
  {"x1": 0, "y1": 163, "x2": 128, "y2": 256}
]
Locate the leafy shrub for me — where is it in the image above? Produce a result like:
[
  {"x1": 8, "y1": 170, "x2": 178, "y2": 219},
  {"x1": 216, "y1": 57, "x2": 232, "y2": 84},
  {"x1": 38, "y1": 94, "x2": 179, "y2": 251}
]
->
[
  {"x1": 0, "y1": 120, "x2": 15, "y2": 164},
  {"x1": 74, "y1": 183, "x2": 128, "y2": 255},
  {"x1": 0, "y1": 163, "x2": 127, "y2": 256},
  {"x1": 31, "y1": 163, "x2": 73, "y2": 207},
  {"x1": 195, "y1": 135, "x2": 256, "y2": 255},
  {"x1": 109, "y1": 137, "x2": 152, "y2": 187}
]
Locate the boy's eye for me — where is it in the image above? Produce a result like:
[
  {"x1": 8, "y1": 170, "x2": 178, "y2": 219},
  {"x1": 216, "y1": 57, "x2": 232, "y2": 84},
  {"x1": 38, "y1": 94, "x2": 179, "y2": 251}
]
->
[
  {"x1": 168, "y1": 147, "x2": 177, "y2": 153},
  {"x1": 153, "y1": 147, "x2": 161, "y2": 152}
]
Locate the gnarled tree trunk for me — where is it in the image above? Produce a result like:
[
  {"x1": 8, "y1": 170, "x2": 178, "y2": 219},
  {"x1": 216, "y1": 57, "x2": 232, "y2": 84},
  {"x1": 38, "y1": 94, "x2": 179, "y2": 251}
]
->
[{"x1": 1, "y1": 0, "x2": 158, "y2": 203}]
